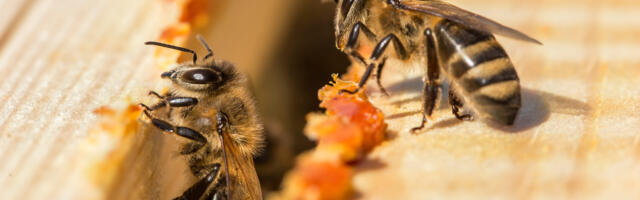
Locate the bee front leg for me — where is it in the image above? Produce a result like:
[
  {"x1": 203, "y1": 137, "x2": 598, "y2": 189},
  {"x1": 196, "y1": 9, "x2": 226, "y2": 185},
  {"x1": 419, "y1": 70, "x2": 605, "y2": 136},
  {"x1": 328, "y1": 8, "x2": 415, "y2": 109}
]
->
[
  {"x1": 147, "y1": 91, "x2": 199, "y2": 110},
  {"x1": 139, "y1": 104, "x2": 207, "y2": 143},
  {"x1": 340, "y1": 22, "x2": 391, "y2": 96},
  {"x1": 340, "y1": 22, "x2": 377, "y2": 94},
  {"x1": 411, "y1": 80, "x2": 439, "y2": 133},
  {"x1": 173, "y1": 164, "x2": 222, "y2": 200},
  {"x1": 448, "y1": 88, "x2": 473, "y2": 121},
  {"x1": 411, "y1": 28, "x2": 441, "y2": 133},
  {"x1": 342, "y1": 22, "x2": 375, "y2": 67},
  {"x1": 375, "y1": 57, "x2": 389, "y2": 95},
  {"x1": 342, "y1": 32, "x2": 408, "y2": 95}
]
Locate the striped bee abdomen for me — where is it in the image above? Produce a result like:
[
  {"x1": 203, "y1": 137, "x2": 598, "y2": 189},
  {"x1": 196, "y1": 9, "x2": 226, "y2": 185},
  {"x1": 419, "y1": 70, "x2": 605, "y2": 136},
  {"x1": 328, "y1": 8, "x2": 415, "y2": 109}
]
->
[{"x1": 434, "y1": 20, "x2": 521, "y2": 125}]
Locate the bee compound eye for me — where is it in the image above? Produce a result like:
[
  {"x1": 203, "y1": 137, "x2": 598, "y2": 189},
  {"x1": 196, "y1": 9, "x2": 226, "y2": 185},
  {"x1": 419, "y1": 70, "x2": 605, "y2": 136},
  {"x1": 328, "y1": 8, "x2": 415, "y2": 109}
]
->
[{"x1": 181, "y1": 69, "x2": 220, "y2": 84}]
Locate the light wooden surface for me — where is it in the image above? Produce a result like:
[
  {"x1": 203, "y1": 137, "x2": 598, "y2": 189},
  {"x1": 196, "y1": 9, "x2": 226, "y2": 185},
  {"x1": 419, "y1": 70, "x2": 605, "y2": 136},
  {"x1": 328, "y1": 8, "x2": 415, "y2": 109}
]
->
[
  {"x1": 352, "y1": 0, "x2": 640, "y2": 199},
  {"x1": 0, "y1": 0, "x2": 181, "y2": 199}
]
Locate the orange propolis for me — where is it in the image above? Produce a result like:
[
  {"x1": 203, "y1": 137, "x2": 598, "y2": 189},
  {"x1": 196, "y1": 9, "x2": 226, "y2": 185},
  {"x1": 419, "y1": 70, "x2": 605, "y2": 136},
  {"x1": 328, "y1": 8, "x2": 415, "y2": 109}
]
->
[{"x1": 277, "y1": 74, "x2": 387, "y2": 200}]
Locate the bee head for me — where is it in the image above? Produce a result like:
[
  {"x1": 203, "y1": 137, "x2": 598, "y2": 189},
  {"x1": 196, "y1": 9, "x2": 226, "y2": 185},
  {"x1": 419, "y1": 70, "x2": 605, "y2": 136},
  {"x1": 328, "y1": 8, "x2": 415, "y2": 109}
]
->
[
  {"x1": 161, "y1": 62, "x2": 237, "y2": 92},
  {"x1": 146, "y1": 35, "x2": 238, "y2": 92}
]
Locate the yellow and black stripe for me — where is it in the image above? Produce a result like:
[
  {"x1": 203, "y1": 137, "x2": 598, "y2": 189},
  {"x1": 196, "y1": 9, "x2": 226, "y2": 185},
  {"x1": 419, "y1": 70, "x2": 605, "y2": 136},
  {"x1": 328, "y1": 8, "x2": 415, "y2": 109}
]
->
[{"x1": 435, "y1": 20, "x2": 521, "y2": 125}]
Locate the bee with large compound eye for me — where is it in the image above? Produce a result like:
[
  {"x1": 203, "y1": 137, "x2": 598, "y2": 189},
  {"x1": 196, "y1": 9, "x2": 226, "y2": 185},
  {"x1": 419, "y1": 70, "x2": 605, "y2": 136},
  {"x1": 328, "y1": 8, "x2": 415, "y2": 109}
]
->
[
  {"x1": 332, "y1": 0, "x2": 542, "y2": 131},
  {"x1": 140, "y1": 36, "x2": 263, "y2": 199}
]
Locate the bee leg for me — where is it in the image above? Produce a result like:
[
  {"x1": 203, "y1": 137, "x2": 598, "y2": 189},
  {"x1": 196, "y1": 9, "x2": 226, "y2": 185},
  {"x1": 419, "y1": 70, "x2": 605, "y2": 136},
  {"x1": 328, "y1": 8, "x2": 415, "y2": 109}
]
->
[
  {"x1": 148, "y1": 91, "x2": 199, "y2": 109},
  {"x1": 411, "y1": 28, "x2": 441, "y2": 133},
  {"x1": 375, "y1": 57, "x2": 390, "y2": 96},
  {"x1": 370, "y1": 34, "x2": 408, "y2": 61},
  {"x1": 345, "y1": 22, "x2": 376, "y2": 49},
  {"x1": 342, "y1": 22, "x2": 369, "y2": 67},
  {"x1": 145, "y1": 91, "x2": 169, "y2": 110},
  {"x1": 342, "y1": 33, "x2": 408, "y2": 94},
  {"x1": 366, "y1": 34, "x2": 408, "y2": 93},
  {"x1": 140, "y1": 104, "x2": 207, "y2": 143},
  {"x1": 341, "y1": 63, "x2": 376, "y2": 94},
  {"x1": 411, "y1": 81, "x2": 439, "y2": 133},
  {"x1": 173, "y1": 164, "x2": 222, "y2": 200},
  {"x1": 340, "y1": 22, "x2": 375, "y2": 94},
  {"x1": 448, "y1": 89, "x2": 473, "y2": 121},
  {"x1": 146, "y1": 91, "x2": 173, "y2": 119}
]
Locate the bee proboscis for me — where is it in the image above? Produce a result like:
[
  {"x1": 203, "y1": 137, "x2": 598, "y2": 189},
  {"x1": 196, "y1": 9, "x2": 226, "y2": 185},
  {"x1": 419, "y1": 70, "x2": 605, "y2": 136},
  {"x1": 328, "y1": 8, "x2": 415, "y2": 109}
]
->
[
  {"x1": 333, "y1": 0, "x2": 541, "y2": 130},
  {"x1": 141, "y1": 36, "x2": 263, "y2": 199}
]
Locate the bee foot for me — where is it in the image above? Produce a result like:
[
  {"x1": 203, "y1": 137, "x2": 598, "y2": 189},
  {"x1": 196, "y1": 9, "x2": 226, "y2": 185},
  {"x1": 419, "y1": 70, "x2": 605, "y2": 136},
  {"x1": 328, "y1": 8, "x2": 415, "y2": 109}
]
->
[
  {"x1": 339, "y1": 88, "x2": 360, "y2": 94},
  {"x1": 410, "y1": 115, "x2": 428, "y2": 133}
]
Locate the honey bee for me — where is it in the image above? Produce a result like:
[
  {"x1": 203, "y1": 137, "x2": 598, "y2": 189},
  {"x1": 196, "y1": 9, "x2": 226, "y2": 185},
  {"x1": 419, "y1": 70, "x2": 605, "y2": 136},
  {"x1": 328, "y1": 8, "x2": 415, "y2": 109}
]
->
[
  {"x1": 140, "y1": 36, "x2": 263, "y2": 199},
  {"x1": 332, "y1": 0, "x2": 541, "y2": 130}
]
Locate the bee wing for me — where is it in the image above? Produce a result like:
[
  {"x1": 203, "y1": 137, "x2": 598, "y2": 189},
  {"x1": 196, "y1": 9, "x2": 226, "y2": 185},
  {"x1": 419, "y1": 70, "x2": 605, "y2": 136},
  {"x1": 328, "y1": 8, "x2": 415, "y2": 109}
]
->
[
  {"x1": 220, "y1": 131, "x2": 262, "y2": 199},
  {"x1": 398, "y1": 0, "x2": 542, "y2": 44}
]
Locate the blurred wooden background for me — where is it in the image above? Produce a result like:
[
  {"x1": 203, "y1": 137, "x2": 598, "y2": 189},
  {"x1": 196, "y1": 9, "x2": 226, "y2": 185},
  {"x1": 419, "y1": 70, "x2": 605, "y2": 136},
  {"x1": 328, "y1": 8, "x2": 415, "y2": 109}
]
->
[
  {"x1": 0, "y1": 0, "x2": 181, "y2": 199},
  {"x1": 0, "y1": 0, "x2": 639, "y2": 199}
]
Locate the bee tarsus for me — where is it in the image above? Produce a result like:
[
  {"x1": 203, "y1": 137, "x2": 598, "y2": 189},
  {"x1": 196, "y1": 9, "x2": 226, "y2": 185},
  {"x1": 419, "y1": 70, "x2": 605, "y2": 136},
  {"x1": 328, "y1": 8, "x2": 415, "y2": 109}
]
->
[
  {"x1": 147, "y1": 91, "x2": 171, "y2": 110},
  {"x1": 375, "y1": 57, "x2": 390, "y2": 96},
  {"x1": 412, "y1": 28, "x2": 440, "y2": 132},
  {"x1": 449, "y1": 89, "x2": 473, "y2": 121},
  {"x1": 342, "y1": 22, "x2": 397, "y2": 96},
  {"x1": 141, "y1": 105, "x2": 208, "y2": 143},
  {"x1": 348, "y1": 51, "x2": 367, "y2": 65},
  {"x1": 410, "y1": 116, "x2": 428, "y2": 133},
  {"x1": 342, "y1": 32, "x2": 409, "y2": 95},
  {"x1": 339, "y1": 62, "x2": 374, "y2": 95},
  {"x1": 147, "y1": 91, "x2": 199, "y2": 110}
]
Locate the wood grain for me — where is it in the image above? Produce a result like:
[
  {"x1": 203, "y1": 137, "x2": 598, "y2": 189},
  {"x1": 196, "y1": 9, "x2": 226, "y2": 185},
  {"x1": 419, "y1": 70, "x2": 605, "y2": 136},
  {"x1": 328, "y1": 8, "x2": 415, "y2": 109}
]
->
[
  {"x1": 352, "y1": 0, "x2": 640, "y2": 199},
  {"x1": 0, "y1": 0, "x2": 299, "y2": 199},
  {"x1": 0, "y1": 0, "x2": 183, "y2": 199}
]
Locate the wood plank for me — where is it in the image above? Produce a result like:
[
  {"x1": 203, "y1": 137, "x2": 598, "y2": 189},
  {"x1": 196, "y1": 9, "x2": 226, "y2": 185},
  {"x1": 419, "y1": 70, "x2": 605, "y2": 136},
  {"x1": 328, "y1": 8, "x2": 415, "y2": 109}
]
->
[
  {"x1": 0, "y1": 0, "x2": 182, "y2": 199},
  {"x1": 352, "y1": 0, "x2": 640, "y2": 199}
]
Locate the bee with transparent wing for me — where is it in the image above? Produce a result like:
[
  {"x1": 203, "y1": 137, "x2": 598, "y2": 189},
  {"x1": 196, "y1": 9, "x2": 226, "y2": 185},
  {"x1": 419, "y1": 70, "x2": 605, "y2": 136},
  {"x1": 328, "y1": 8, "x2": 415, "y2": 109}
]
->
[
  {"x1": 333, "y1": 0, "x2": 541, "y2": 131},
  {"x1": 141, "y1": 36, "x2": 263, "y2": 200}
]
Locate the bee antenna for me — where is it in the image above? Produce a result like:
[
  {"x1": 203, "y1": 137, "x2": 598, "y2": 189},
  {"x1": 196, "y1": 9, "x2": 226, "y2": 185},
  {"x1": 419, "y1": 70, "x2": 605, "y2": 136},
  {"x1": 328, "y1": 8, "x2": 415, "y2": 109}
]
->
[
  {"x1": 196, "y1": 35, "x2": 214, "y2": 61},
  {"x1": 145, "y1": 41, "x2": 198, "y2": 64}
]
